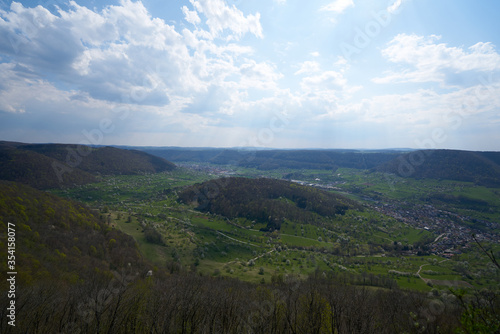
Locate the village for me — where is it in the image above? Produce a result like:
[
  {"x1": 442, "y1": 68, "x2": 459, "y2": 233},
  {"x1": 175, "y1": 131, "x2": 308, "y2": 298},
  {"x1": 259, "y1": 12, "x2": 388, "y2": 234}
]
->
[{"x1": 370, "y1": 201, "x2": 500, "y2": 257}]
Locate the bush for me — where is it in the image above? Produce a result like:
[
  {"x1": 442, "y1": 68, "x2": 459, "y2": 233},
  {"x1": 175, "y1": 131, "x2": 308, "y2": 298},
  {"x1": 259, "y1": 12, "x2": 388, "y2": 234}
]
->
[{"x1": 144, "y1": 227, "x2": 164, "y2": 245}]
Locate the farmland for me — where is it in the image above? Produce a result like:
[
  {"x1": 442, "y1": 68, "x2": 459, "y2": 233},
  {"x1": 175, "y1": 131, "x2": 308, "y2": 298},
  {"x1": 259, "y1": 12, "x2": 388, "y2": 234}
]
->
[{"x1": 52, "y1": 165, "x2": 500, "y2": 291}]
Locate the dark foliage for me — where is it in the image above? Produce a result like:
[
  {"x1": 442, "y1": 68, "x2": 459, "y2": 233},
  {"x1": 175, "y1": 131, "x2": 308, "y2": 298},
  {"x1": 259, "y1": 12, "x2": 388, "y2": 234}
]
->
[
  {"x1": 376, "y1": 150, "x2": 500, "y2": 186},
  {"x1": 143, "y1": 147, "x2": 225, "y2": 163},
  {"x1": 0, "y1": 147, "x2": 97, "y2": 189},
  {"x1": 0, "y1": 142, "x2": 176, "y2": 189},
  {"x1": 143, "y1": 227, "x2": 165, "y2": 245},
  {"x1": 178, "y1": 177, "x2": 362, "y2": 230},
  {"x1": 422, "y1": 193, "x2": 490, "y2": 211},
  {"x1": 1, "y1": 270, "x2": 480, "y2": 334},
  {"x1": 22, "y1": 144, "x2": 176, "y2": 175}
]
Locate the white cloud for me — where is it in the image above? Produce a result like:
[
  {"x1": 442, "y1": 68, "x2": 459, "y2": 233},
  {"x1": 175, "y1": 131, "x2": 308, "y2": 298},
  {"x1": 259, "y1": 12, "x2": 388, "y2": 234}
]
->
[
  {"x1": 374, "y1": 34, "x2": 500, "y2": 86},
  {"x1": 189, "y1": 0, "x2": 263, "y2": 40},
  {"x1": 0, "y1": 0, "x2": 267, "y2": 110},
  {"x1": 320, "y1": 0, "x2": 354, "y2": 14},
  {"x1": 2, "y1": 1, "x2": 496, "y2": 150},
  {"x1": 0, "y1": 0, "x2": 288, "y2": 147},
  {"x1": 296, "y1": 70, "x2": 353, "y2": 116},
  {"x1": 301, "y1": 71, "x2": 346, "y2": 91},
  {"x1": 334, "y1": 56, "x2": 348, "y2": 68},
  {"x1": 294, "y1": 61, "x2": 321, "y2": 75},
  {"x1": 239, "y1": 60, "x2": 283, "y2": 90},
  {"x1": 387, "y1": 0, "x2": 407, "y2": 14},
  {"x1": 182, "y1": 5, "x2": 201, "y2": 25}
]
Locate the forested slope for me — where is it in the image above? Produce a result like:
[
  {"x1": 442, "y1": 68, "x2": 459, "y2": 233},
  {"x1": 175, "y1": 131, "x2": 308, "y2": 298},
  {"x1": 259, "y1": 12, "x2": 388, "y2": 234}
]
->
[
  {"x1": 0, "y1": 180, "x2": 144, "y2": 285},
  {"x1": 376, "y1": 150, "x2": 500, "y2": 186},
  {"x1": 142, "y1": 147, "x2": 399, "y2": 170},
  {"x1": 178, "y1": 177, "x2": 362, "y2": 230},
  {"x1": 0, "y1": 142, "x2": 176, "y2": 189},
  {"x1": 0, "y1": 147, "x2": 97, "y2": 189},
  {"x1": 22, "y1": 144, "x2": 176, "y2": 175}
]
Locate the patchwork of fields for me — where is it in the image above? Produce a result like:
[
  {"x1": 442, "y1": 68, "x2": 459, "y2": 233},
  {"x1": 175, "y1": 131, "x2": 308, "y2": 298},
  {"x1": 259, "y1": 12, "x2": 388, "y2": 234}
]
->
[{"x1": 52, "y1": 166, "x2": 500, "y2": 291}]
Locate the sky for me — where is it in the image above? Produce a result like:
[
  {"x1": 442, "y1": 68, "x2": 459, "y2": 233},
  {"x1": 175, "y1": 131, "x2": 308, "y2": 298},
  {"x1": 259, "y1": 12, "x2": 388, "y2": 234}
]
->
[{"x1": 0, "y1": 0, "x2": 500, "y2": 150}]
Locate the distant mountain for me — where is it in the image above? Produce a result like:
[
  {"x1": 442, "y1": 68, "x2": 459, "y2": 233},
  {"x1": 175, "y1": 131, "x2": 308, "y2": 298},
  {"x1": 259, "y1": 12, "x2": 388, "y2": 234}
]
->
[
  {"x1": 178, "y1": 177, "x2": 362, "y2": 231},
  {"x1": 142, "y1": 148, "x2": 399, "y2": 170},
  {"x1": 0, "y1": 146, "x2": 97, "y2": 189},
  {"x1": 375, "y1": 149, "x2": 500, "y2": 186},
  {"x1": 0, "y1": 142, "x2": 176, "y2": 189},
  {"x1": 22, "y1": 144, "x2": 176, "y2": 174},
  {"x1": 142, "y1": 147, "x2": 226, "y2": 163}
]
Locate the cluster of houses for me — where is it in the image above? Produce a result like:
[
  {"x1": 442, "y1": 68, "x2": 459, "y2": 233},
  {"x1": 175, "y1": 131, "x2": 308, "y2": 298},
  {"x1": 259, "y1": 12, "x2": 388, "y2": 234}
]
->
[{"x1": 372, "y1": 201, "x2": 499, "y2": 257}]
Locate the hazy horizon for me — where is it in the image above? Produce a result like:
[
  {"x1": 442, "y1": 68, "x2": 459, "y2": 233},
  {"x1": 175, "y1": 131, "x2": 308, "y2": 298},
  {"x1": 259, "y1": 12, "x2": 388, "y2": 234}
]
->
[{"x1": 6, "y1": 140, "x2": 500, "y2": 153}]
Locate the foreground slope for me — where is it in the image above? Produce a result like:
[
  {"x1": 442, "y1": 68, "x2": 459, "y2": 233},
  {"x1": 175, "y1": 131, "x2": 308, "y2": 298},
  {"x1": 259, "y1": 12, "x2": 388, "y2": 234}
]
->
[{"x1": 0, "y1": 180, "x2": 145, "y2": 285}]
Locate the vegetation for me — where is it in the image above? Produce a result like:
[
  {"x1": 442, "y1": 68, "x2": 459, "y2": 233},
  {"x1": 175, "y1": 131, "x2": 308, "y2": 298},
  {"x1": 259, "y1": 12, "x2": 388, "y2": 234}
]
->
[
  {"x1": 178, "y1": 177, "x2": 361, "y2": 230},
  {"x1": 0, "y1": 142, "x2": 176, "y2": 189},
  {"x1": 1, "y1": 143, "x2": 499, "y2": 333},
  {"x1": 144, "y1": 147, "x2": 399, "y2": 170},
  {"x1": 2, "y1": 271, "x2": 482, "y2": 334},
  {"x1": 23, "y1": 144, "x2": 176, "y2": 175},
  {"x1": 0, "y1": 146, "x2": 97, "y2": 189},
  {"x1": 0, "y1": 181, "x2": 146, "y2": 285},
  {"x1": 376, "y1": 149, "x2": 500, "y2": 187}
]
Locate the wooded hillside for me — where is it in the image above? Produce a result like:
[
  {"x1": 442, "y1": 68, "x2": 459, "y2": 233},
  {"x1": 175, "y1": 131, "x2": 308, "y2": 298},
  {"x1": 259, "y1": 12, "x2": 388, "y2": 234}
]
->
[
  {"x1": 0, "y1": 180, "x2": 145, "y2": 286},
  {"x1": 376, "y1": 150, "x2": 500, "y2": 186},
  {"x1": 178, "y1": 177, "x2": 362, "y2": 231},
  {"x1": 0, "y1": 142, "x2": 176, "y2": 189},
  {"x1": 143, "y1": 147, "x2": 399, "y2": 170}
]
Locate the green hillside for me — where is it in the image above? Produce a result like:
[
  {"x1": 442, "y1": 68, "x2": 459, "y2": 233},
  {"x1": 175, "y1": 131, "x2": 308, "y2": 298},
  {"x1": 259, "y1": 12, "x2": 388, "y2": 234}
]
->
[{"x1": 0, "y1": 180, "x2": 145, "y2": 285}]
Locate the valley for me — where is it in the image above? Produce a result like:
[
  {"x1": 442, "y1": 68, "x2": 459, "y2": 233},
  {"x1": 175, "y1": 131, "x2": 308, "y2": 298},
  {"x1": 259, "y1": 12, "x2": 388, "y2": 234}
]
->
[
  {"x1": 51, "y1": 162, "x2": 500, "y2": 291},
  {"x1": 2, "y1": 143, "x2": 499, "y2": 333}
]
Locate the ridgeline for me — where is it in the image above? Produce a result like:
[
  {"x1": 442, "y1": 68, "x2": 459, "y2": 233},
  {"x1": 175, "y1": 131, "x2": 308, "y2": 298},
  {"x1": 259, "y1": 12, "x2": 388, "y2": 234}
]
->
[{"x1": 0, "y1": 142, "x2": 176, "y2": 189}]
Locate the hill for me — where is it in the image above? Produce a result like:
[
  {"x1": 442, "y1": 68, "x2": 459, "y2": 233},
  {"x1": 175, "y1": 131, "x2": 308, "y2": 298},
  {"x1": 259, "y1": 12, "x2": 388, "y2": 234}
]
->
[
  {"x1": 142, "y1": 147, "x2": 399, "y2": 170},
  {"x1": 0, "y1": 180, "x2": 145, "y2": 286},
  {"x1": 0, "y1": 142, "x2": 176, "y2": 189},
  {"x1": 178, "y1": 177, "x2": 362, "y2": 231},
  {"x1": 0, "y1": 146, "x2": 97, "y2": 189},
  {"x1": 375, "y1": 149, "x2": 500, "y2": 186},
  {"x1": 22, "y1": 144, "x2": 176, "y2": 174}
]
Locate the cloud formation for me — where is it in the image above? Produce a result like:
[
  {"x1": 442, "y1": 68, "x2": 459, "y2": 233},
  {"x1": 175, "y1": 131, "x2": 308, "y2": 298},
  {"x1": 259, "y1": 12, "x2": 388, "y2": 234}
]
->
[
  {"x1": 189, "y1": 0, "x2": 263, "y2": 40},
  {"x1": 0, "y1": 1, "x2": 499, "y2": 150},
  {"x1": 374, "y1": 34, "x2": 500, "y2": 87},
  {"x1": 0, "y1": 0, "x2": 270, "y2": 111},
  {"x1": 320, "y1": 0, "x2": 354, "y2": 14}
]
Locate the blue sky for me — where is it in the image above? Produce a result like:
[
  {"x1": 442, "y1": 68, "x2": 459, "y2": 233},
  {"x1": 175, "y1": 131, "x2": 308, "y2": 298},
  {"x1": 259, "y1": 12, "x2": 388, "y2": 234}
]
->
[{"x1": 1, "y1": 0, "x2": 500, "y2": 150}]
